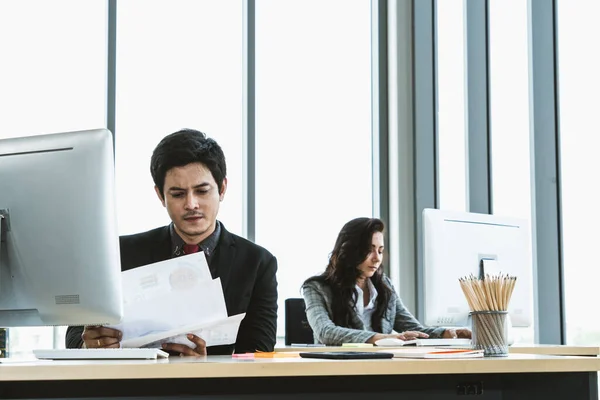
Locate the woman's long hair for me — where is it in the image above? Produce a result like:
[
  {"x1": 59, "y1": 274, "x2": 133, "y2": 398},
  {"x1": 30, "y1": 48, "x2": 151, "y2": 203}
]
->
[{"x1": 303, "y1": 217, "x2": 393, "y2": 332}]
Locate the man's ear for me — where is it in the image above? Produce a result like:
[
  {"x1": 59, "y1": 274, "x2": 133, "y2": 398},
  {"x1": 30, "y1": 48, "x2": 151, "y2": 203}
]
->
[
  {"x1": 219, "y1": 178, "x2": 228, "y2": 201},
  {"x1": 154, "y1": 186, "x2": 166, "y2": 207}
]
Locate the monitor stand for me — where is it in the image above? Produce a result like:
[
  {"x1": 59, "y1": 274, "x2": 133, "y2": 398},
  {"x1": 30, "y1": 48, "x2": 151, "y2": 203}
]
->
[{"x1": 479, "y1": 257, "x2": 499, "y2": 279}]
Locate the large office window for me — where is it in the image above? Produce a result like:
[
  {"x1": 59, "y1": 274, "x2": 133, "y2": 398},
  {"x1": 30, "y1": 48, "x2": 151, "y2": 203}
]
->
[
  {"x1": 115, "y1": 0, "x2": 244, "y2": 237},
  {"x1": 0, "y1": 1, "x2": 106, "y2": 139},
  {"x1": 0, "y1": 0, "x2": 107, "y2": 353},
  {"x1": 488, "y1": 0, "x2": 533, "y2": 343},
  {"x1": 436, "y1": 0, "x2": 467, "y2": 212},
  {"x1": 557, "y1": 0, "x2": 600, "y2": 345},
  {"x1": 255, "y1": 0, "x2": 373, "y2": 335}
]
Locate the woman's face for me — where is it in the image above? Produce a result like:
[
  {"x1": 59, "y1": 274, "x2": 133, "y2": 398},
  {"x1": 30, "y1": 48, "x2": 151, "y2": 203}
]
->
[{"x1": 357, "y1": 231, "x2": 384, "y2": 279}]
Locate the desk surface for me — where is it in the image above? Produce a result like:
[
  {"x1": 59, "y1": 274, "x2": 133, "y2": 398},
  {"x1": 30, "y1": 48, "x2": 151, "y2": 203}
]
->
[
  {"x1": 1, "y1": 354, "x2": 600, "y2": 382},
  {"x1": 277, "y1": 344, "x2": 600, "y2": 357},
  {"x1": 509, "y1": 344, "x2": 600, "y2": 356}
]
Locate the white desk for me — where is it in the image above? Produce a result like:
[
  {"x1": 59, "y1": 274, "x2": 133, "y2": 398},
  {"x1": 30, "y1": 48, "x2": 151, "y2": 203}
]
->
[
  {"x1": 1, "y1": 354, "x2": 599, "y2": 399},
  {"x1": 509, "y1": 344, "x2": 600, "y2": 356},
  {"x1": 277, "y1": 343, "x2": 600, "y2": 356}
]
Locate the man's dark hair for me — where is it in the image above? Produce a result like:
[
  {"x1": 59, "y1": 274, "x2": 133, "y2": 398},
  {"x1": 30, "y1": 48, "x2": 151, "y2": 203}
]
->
[{"x1": 150, "y1": 128, "x2": 227, "y2": 199}]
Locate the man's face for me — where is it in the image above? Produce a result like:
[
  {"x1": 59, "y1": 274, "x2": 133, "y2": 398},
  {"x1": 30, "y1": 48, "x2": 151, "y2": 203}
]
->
[{"x1": 155, "y1": 162, "x2": 226, "y2": 244}]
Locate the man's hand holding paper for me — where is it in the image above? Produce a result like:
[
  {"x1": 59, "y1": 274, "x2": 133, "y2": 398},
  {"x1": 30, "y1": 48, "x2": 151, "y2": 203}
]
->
[{"x1": 81, "y1": 326, "x2": 122, "y2": 349}]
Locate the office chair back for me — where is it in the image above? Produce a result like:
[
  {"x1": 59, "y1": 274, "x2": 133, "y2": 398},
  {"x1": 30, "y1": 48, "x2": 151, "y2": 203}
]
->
[{"x1": 284, "y1": 298, "x2": 314, "y2": 345}]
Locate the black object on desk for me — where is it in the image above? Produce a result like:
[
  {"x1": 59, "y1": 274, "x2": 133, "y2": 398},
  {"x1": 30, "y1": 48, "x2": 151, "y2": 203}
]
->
[{"x1": 299, "y1": 351, "x2": 394, "y2": 360}]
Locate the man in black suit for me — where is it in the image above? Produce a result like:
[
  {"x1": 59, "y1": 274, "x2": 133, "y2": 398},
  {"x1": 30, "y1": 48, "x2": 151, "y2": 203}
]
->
[{"x1": 65, "y1": 129, "x2": 278, "y2": 355}]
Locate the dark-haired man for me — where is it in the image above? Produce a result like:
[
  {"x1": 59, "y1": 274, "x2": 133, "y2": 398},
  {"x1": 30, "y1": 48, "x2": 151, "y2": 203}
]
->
[{"x1": 65, "y1": 129, "x2": 278, "y2": 356}]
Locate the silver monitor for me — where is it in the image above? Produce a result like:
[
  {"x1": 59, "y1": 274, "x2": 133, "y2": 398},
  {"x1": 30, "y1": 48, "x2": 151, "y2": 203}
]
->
[
  {"x1": 0, "y1": 129, "x2": 123, "y2": 327},
  {"x1": 422, "y1": 208, "x2": 533, "y2": 328}
]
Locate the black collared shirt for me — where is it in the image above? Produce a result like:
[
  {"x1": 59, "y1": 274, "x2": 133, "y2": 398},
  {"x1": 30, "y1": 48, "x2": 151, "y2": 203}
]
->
[{"x1": 169, "y1": 221, "x2": 221, "y2": 277}]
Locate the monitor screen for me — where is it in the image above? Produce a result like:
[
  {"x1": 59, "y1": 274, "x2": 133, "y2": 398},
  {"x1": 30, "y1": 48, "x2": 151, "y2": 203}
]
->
[
  {"x1": 422, "y1": 208, "x2": 533, "y2": 328},
  {"x1": 0, "y1": 129, "x2": 123, "y2": 327}
]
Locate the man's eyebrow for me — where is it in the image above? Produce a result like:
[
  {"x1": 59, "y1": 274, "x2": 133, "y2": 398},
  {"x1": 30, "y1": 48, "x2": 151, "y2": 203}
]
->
[{"x1": 168, "y1": 182, "x2": 210, "y2": 191}]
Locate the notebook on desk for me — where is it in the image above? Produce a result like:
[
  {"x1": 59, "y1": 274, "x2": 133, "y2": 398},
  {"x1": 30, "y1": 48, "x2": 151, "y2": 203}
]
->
[{"x1": 33, "y1": 348, "x2": 169, "y2": 360}]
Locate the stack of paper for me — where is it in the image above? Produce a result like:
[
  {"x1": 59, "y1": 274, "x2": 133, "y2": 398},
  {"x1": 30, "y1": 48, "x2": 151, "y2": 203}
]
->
[{"x1": 107, "y1": 252, "x2": 244, "y2": 349}]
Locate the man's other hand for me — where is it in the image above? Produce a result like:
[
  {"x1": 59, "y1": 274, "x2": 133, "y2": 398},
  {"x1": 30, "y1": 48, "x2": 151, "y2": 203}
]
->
[{"x1": 162, "y1": 334, "x2": 207, "y2": 356}]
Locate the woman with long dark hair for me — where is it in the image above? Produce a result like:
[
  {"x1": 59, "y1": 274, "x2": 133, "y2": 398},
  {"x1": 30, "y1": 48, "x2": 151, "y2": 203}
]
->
[{"x1": 302, "y1": 217, "x2": 470, "y2": 345}]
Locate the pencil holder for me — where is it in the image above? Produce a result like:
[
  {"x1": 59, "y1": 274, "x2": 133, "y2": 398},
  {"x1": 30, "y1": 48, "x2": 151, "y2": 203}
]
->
[{"x1": 470, "y1": 311, "x2": 508, "y2": 357}]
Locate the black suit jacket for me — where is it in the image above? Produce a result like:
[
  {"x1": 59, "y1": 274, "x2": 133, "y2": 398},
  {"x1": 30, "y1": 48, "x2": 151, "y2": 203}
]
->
[{"x1": 65, "y1": 223, "x2": 278, "y2": 355}]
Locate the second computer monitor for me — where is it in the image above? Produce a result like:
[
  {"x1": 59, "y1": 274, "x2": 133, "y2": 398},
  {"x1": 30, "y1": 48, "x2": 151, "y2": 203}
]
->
[{"x1": 422, "y1": 208, "x2": 533, "y2": 328}]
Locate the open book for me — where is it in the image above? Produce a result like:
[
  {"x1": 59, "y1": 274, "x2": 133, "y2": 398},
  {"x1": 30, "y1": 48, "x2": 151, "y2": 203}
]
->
[
  {"x1": 377, "y1": 348, "x2": 483, "y2": 359},
  {"x1": 375, "y1": 338, "x2": 472, "y2": 347}
]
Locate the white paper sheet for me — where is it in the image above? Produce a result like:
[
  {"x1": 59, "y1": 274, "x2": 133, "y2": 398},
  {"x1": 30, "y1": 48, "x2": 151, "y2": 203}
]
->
[
  {"x1": 120, "y1": 252, "x2": 213, "y2": 300},
  {"x1": 107, "y1": 252, "x2": 240, "y2": 348},
  {"x1": 129, "y1": 313, "x2": 246, "y2": 348}
]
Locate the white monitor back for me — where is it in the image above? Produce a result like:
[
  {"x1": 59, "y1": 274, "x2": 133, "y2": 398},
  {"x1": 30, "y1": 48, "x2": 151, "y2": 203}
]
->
[
  {"x1": 0, "y1": 129, "x2": 123, "y2": 327},
  {"x1": 422, "y1": 208, "x2": 533, "y2": 327}
]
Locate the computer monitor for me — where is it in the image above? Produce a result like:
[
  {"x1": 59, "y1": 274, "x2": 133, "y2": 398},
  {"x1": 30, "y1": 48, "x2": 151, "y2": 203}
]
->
[
  {"x1": 0, "y1": 129, "x2": 123, "y2": 327},
  {"x1": 422, "y1": 208, "x2": 533, "y2": 328}
]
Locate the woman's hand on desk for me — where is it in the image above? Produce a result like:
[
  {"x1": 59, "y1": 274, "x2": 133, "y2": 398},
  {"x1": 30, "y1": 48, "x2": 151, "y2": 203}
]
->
[
  {"x1": 442, "y1": 328, "x2": 472, "y2": 339},
  {"x1": 398, "y1": 331, "x2": 430, "y2": 340},
  {"x1": 162, "y1": 334, "x2": 207, "y2": 356},
  {"x1": 82, "y1": 326, "x2": 122, "y2": 348},
  {"x1": 367, "y1": 331, "x2": 429, "y2": 344}
]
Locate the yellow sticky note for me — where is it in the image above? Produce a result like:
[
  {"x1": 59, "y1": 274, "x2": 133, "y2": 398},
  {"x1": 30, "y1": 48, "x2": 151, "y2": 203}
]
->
[{"x1": 341, "y1": 343, "x2": 373, "y2": 348}]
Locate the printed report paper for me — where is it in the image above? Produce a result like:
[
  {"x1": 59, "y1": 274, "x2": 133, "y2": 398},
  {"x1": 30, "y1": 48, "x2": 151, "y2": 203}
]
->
[{"x1": 106, "y1": 252, "x2": 244, "y2": 348}]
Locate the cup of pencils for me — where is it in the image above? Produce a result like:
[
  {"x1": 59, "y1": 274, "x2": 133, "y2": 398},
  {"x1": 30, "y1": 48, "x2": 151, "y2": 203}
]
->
[{"x1": 459, "y1": 273, "x2": 516, "y2": 357}]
